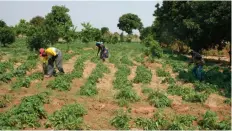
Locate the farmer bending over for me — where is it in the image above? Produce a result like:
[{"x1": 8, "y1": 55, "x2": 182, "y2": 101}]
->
[
  {"x1": 39, "y1": 47, "x2": 64, "y2": 78},
  {"x1": 188, "y1": 50, "x2": 205, "y2": 81},
  {"x1": 96, "y1": 41, "x2": 109, "y2": 62}
]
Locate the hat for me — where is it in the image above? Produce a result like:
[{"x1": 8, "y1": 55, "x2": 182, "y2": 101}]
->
[{"x1": 39, "y1": 48, "x2": 46, "y2": 57}]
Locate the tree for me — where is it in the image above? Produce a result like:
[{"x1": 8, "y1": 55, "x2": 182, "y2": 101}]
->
[
  {"x1": 30, "y1": 16, "x2": 45, "y2": 26},
  {"x1": 0, "y1": 27, "x2": 15, "y2": 46},
  {"x1": 142, "y1": 35, "x2": 163, "y2": 58},
  {"x1": 101, "y1": 27, "x2": 109, "y2": 34},
  {"x1": 153, "y1": 1, "x2": 231, "y2": 52},
  {"x1": 44, "y1": 5, "x2": 73, "y2": 45},
  {"x1": 117, "y1": 13, "x2": 143, "y2": 34},
  {"x1": 140, "y1": 26, "x2": 153, "y2": 41},
  {"x1": 27, "y1": 26, "x2": 47, "y2": 51},
  {"x1": 0, "y1": 20, "x2": 6, "y2": 28},
  {"x1": 15, "y1": 19, "x2": 30, "y2": 36},
  {"x1": 120, "y1": 32, "x2": 124, "y2": 42},
  {"x1": 80, "y1": 22, "x2": 101, "y2": 43}
]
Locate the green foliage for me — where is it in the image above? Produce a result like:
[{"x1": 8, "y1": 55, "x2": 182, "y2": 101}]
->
[
  {"x1": 80, "y1": 62, "x2": 109, "y2": 96},
  {"x1": 46, "y1": 103, "x2": 87, "y2": 130},
  {"x1": 72, "y1": 54, "x2": 89, "y2": 78},
  {"x1": 0, "y1": 95, "x2": 12, "y2": 108},
  {"x1": 116, "y1": 87, "x2": 140, "y2": 104},
  {"x1": 0, "y1": 92, "x2": 49, "y2": 129},
  {"x1": 167, "y1": 84, "x2": 209, "y2": 103},
  {"x1": 142, "y1": 36, "x2": 163, "y2": 58},
  {"x1": 80, "y1": 22, "x2": 101, "y2": 43},
  {"x1": 0, "y1": 20, "x2": 6, "y2": 27},
  {"x1": 147, "y1": 90, "x2": 171, "y2": 108},
  {"x1": 168, "y1": 115, "x2": 197, "y2": 130},
  {"x1": 134, "y1": 117, "x2": 158, "y2": 130},
  {"x1": 27, "y1": 25, "x2": 47, "y2": 51},
  {"x1": 133, "y1": 65, "x2": 152, "y2": 84},
  {"x1": 110, "y1": 109, "x2": 131, "y2": 130},
  {"x1": 117, "y1": 13, "x2": 143, "y2": 34},
  {"x1": 0, "y1": 73, "x2": 13, "y2": 83},
  {"x1": 0, "y1": 61, "x2": 14, "y2": 74},
  {"x1": 47, "y1": 74, "x2": 73, "y2": 91},
  {"x1": 140, "y1": 26, "x2": 153, "y2": 41},
  {"x1": 198, "y1": 110, "x2": 218, "y2": 130},
  {"x1": 224, "y1": 98, "x2": 231, "y2": 105},
  {"x1": 153, "y1": 1, "x2": 231, "y2": 51},
  {"x1": 14, "y1": 19, "x2": 30, "y2": 36},
  {"x1": 120, "y1": 32, "x2": 124, "y2": 42},
  {"x1": 156, "y1": 68, "x2": 170, "y2": 77},
  {"x1": 29, "y1": 16, "x2": 45, "y2": 26},
  {"x1": 141, "y1": 86, "x2": 153, "y2": 95},
  {"x1": 162, "y1": 77, "x2": 176, "y2": 84},
  {"x1": 101, "y1": 27, "x2": 109, "y2": 34},
  {"x1": 120, "y1": 55, "x2": 133, "y2": 66},
  {"x1": 44, "y1": 5, "x2": 73, "y2": 44},
  {"x1": 0, "y1": 26, "x2": 15, "y2": 46},
  {"x1": 134, "y1": 55, "x2": 144, "y2": 63},
  {"x1": 113, "y1": 65, "x2": 132, "y2": 89}
]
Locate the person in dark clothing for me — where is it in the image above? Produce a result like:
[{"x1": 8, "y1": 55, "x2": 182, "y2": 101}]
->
[
  {"x1": 188, "y1": 50, "x2": 205, "y2": 81},
  {"x1": 96, "y1": 42, "x2": 108, "y2": 62}
]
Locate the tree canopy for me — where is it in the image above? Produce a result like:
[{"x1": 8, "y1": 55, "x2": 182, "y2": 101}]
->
[
  {"x1": 153, "y1": 1, "x2": 231, "y2": 51},
  {"x1": 117, "y1": 13, "x2": 143, "y2": 35}
]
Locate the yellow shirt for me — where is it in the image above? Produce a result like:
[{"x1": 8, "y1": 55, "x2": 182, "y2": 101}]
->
[{"x1": 45, "y1": 47, "x2": 57, "y2": 56}]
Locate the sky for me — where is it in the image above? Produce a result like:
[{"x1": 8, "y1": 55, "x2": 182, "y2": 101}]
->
[{"x1": 0, "y1": 0, "x2": 163, "y2": 35}]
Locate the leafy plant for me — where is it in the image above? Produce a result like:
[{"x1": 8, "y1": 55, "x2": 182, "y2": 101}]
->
[
  {"x1": 0, "y1": 95, "x2": 12, "y2": 108},
  {"x1": 161, "y1": 76, "x2": 176, "y2": 84},
  {"x1": 168, "y1": 115, "x2": 197, "y2": 130},
  {"x1": 133, "y1": 65, "x2": 152, "y2": 84},
  {"x1": 0, "y1": 92, "x2": 49, "y2": 129},
  {"x1": 115, "y1": 87, "x2": 140, "y2": 105},
  {"x1": 141, "y1": 86, "x2": 153, "y2": 95},
  {"x1": 198, "y1": 110, "x2": 219, "y2": 130},
  {"x1": 46, "y1": 103, "x2": 87, "y2": 130},
  {"x1": 156, "y1": 68, "x2": 170, "y2": 77},
  {"x1": 147, "y1": 90, "x2": 171, "y2": 108},
  {"x1": 110, "y1": 109, "x2": 131, "y2": 130}
]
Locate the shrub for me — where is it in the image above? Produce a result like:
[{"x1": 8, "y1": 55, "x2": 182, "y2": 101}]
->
[{"x1": 147, "y1": 90, "x2": 171, "y2": 108}]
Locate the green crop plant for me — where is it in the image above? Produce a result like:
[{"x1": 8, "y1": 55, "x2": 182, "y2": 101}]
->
[
  {"x1": 46, "y1": 103, "x2": 87, "y2": 130},
  {"x1": 80, "y1": 62, "x2": 109, "y2": 96},
  {"x1": 0, "y1": 73, "x2": 13, "y2": 83},
  {"x1": 224, "y1": 98, "x2": 231, "y2": 105},
  {"x1": 134, "y1": 117, "x2": 158, "y2": 130},
  {"x1": 72, "y1": 54, "x2": 89, "y2": 78},
  {"x1": 0, "y1": 61, "x2": 14, "y2": 74},
  {"x1": 46, "y1": 74, "x2": 73, "y2": 91},
  {"x1": 115, "y1": 87, "x2": 140, "y2": 106},
  {"x1": 134, "y1": 55, "x2": 144, "y2": 63},
  {"x1": 0, "y1": 94, "x2": 12, "y2": 108},
  {"x1": 161, "y1": 77, "x2": 176, "y2": 85},
  {"x1": 198, "y1": 110, "x2": 219, "y2": 130},
  {"x1": 167, "y1": 84, "x2": 209, "y2": 103},
  {"x1": 113, "y1": 65, "x2": 132, "y2": 89},
  {"x1": 156, "y1": 68, "x2": 170, "y2": 77},
  {"x1": 110, "y1": 109, "x2": 131, "y2": 130},
  {"x1": 147, "y1": 90, "x2": 171, "y2": 108},
  {"x1": 141, "y1": 86, "x2": 153, "y2": 95},
  {"x1": 0, "y1": 92, "x2": 49, "y2": 129},
  {"x1": 120, "y1": 55, "x2": 133, "y2": 66},
  {"x1": 168, "y1": 115, "x2": 197, "y2": 130},
  {"x1": 133, "y1": 65, "x2": 152, "y2": 84}
]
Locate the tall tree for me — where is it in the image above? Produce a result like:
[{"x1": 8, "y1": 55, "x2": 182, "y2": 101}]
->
[
  {"x1": 153, "y1": 1, "x2": 231, "y2": 51},
  {"x1": 15, "y1": 19, "x2": 30, "y2": 36},
  {"x1": 117, "y1": 13, "x2": 143, "y2": 34},
  {"x1": 101, "y1": 27, "x2": 109, "y2": 35},
  {"x1": 44, "y1": 5, "x2": 73, "y2": 45},
  {"x1": 0, "y1": 27, "x2": 15, "y2": 46}
]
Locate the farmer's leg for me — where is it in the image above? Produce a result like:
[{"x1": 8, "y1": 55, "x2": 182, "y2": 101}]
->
[
  {"x1": 47, "y1": 57, "x2": 55, "y2": 76},
  {"x1": 55, "y1": 51, "x2": 64, "y2": 73},
  {"x1": 42, "y1": 63, "x2": 48, "y2": 75},
  {"x1": 192, "y1": 65, "x2": 197, "y2": 77},
  {"x1": 196, "y1": 66, "x2": 203, "y2": 81}
]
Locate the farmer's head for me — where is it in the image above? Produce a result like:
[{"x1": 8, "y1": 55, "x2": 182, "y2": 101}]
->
[{"x1": 39, "y1": 48, "x2": 47, "y2": 57}]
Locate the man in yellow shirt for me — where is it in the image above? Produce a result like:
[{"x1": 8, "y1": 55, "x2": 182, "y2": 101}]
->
[{"x1": 39, "y1": 47, "x2": 64, "y2": 78}]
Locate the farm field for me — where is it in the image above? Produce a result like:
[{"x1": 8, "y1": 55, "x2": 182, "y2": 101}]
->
[{"x1": 0, "y1": 38, "x2": 231, "y2": 130}]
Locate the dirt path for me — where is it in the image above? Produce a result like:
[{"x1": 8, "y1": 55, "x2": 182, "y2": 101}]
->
[{"x1": 79, "y1": 62, "x2": 118, "y2": 129}]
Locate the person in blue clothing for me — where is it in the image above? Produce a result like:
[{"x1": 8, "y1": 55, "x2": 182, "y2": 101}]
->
[
  {"x1": 96, "y1": 41, "x2": 109, "y2": 62},
  {"x1": 188, "y1": 50, "x2": 205, "y2": 81}
]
